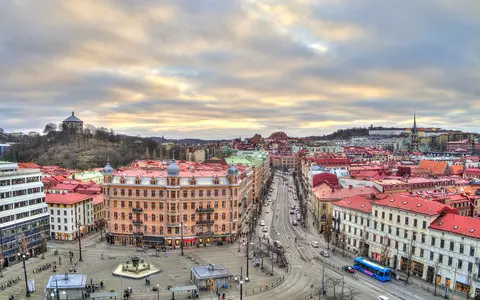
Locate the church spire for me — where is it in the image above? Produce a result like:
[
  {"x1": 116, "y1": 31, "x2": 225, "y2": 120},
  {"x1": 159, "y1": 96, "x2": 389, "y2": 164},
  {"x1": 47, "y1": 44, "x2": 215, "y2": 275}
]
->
[{"x1": 412, "y1": 111, "x2": 418, "y2": 135}]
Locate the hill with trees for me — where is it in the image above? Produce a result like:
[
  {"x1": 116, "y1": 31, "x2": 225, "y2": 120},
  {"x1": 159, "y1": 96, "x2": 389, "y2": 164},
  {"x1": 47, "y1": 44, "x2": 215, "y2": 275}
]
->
[{"x1": 2, "y1": 124, "x2": 190, "y2": 169}]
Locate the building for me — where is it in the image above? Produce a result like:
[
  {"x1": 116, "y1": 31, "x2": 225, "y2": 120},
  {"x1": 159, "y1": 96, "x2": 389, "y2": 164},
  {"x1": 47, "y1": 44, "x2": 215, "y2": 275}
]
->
[
  {"x1": 332, "y1": 195, "x2": 375, "y2": 255},
  {"x1": 62, "y1": 111, "x2": 83, "y2": 134},
  {"x1": 411, "y1": 113, "x2": 419, "y2": 151},
  {"x1": 270, "y1": 154, "x2": 297, "y2": 171},
  {"x1": 429, "y1": 214, "x2": 480, "y2": 297},
  {"x1": 446, "y1": 140, "x2": 473, "y2": 153},
  {"x1": 418, "y1": 160, "x2": 450, "y2": 176},
  {"x1": 68, "y1": 170, "x2": 104, "y2": 184},
  {"x1": 369, "y1": 195, "x2": 456, "y2": 281},
  {"x1": 0, "y1": 161, "x2": 49, "y2": 267},
  {"x1": 371, "y1": 177, "x2": 456, "y2": 193},
  {"x1": 103, "y1": 160, "x2": 245, "y2": 248},
  {"x1": 45, "y1": 273, "x2": 88, "y2": 300},
  {"x1": 46, "y1": 193, "x2": 95, "y2": 240},
  {"x1": 0, "y1": 144, "x2": 10, "y2": 157}
]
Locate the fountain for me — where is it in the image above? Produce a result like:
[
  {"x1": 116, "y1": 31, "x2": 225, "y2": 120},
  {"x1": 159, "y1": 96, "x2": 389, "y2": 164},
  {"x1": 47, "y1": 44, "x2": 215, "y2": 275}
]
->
[{"x1": 112, "y1": 256, "x2": 161, "y2": 279}]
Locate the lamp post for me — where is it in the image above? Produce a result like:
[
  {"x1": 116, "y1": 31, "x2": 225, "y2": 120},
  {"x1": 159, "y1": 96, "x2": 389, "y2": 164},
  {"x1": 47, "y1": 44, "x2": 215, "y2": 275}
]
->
[
  {"x1": 18, "y1": 252, "x2": 30, "y2": 297},
  {"x1": 239, "y1": 280, "x2": 244, "y2": 300},
  {"x1": 180, "y1": 221, "x2": 184, "y2": 256},
  {"x1": 77, "y1": 220, "x2": 83, "y2": 262},
  {"x1": 156, "y1": 284, "x2": 160, "y2": 300},
  {"x1": 246, "y1": 231, "x2": 250, "y2": 279}
]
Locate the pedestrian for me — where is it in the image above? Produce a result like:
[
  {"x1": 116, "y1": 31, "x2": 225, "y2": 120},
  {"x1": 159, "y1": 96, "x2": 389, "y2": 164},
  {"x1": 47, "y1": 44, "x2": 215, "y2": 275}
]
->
[{"x1": 222, "y1": 292, "x2": 225, "y2": 300}]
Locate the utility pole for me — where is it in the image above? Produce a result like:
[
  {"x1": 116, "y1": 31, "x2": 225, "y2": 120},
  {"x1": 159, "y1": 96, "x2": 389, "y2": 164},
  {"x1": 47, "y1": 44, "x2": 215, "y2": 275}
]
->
[
  {"x1": 180, "y1": 221, "x2": 184, "y2": 256},
  {"x1": 260, "y1": 237, "x2": 263, "y2": 269},
  {"x1": 321, "y1": 261, "x2": 326, "y2": 296},
  {"x1": 246, "y1": 232, "x2": 249, "y2": 279},
  {"x1": 77, "y1": 220, "x2": 83, "y2": 262}
]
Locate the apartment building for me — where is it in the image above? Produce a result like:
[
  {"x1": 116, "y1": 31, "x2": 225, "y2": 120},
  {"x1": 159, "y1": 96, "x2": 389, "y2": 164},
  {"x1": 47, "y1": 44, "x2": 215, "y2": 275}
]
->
[
  {"x1": 103, "y1": 160, "x2": 245, "y2": 248},
  {"x1": 46, "y1": 193, "x2": 94, "y2": 240},
  {"x1": 0, "y1": 161, "x2": 49, "y2": 267}
]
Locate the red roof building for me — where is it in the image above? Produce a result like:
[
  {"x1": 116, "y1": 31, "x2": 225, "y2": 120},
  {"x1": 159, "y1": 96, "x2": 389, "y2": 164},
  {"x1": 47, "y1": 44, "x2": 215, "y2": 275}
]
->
[
  {"x1": 418, "y1": 160, "x2": 449, "y2": 176},
  {"x1": 373, "y1": 194, "x2": 457, "y2": 216},
  {"x1": 429, "y1": 214, "x2": 480, "y2": 239},
  {"x1": 312, "y1": 173, "x2": 339, "y2": 187},
  {"x1": 333, "y1": 195, "x2": 374, "y2": 214},
  {"x1": 46, "y1": 193, "x2": 93, "y2": 205}
]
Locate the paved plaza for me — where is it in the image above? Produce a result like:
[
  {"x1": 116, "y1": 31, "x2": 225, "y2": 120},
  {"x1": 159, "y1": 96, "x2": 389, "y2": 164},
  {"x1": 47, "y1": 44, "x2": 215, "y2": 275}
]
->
[{"x1": 1, "y1": 231, "x2": 284, "y2": 300}]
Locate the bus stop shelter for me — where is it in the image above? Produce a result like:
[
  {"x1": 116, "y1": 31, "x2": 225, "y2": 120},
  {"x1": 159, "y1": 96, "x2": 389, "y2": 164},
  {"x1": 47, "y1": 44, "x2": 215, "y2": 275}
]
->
[
  {"x1": 190, "y1": 264, "x2": 232, "y2": 291},
  {"x1": 170, "y1": 285, "x2": 197, "y2": 299}
]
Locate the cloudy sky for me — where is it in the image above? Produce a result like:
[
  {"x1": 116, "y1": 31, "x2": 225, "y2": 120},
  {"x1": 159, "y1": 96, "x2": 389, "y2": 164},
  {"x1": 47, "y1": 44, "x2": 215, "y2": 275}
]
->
[{"x1": 1, "y1": 0, "x2": 478, "y2": 139}]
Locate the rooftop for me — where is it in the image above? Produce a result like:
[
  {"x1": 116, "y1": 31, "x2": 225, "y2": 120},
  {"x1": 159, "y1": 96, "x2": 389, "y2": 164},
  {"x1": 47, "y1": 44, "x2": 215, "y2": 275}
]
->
[
  {"x1": 63, "y1": 111, "x2": 83, "y2": 123},
  {"x1": 46, "y1": 274, "x2": 87, "y2": 289},
  {"x1": 46, "y1": 193, "x2": 93, "y2": 205},
  {"x1": 429, "y1": 214, "x2": 480, "y2": 239},
  {"x1": 333, "y1": 195, "x2": 374, "y2": 213},
  {"x1": 373, "y1": 194, "x2": 457, "y2": 216},
  {"x1": 191, "y1": 264, "x2": 232, "y2": 280}
]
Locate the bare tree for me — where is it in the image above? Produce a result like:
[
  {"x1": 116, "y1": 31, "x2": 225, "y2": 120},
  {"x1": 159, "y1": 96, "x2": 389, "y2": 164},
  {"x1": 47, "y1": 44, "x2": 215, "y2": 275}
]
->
[
  {"x1": 83, "y1": 124, "x2": 96, "y2": 137},
  {"x1": 339, "y1": 231, "x2": 347, "y2": 256},
  {"x1": 347, "y1": 287, "x2": 361, "y2": 300},
  {"x1": 323, "y1": 216, "x2": 333, "y2": 249},
  {"x1": 39, "y1": 228, "x2": 48, "y2": 254},
  {"x1": 358, "y1": 227, "x2": 369, "y2": 257},
  {"x1": 43, "y1": 122, "x2": 57, "y2": 134},
  {"x1": 406, "y1": 232, "x2": 415, "y2": 284},
  {"x1": 18, "y1": 232, "x2": 28, "y2": 254},
  {"x1": 433, "y1": 258, "x2": 440, "y2": 295},
  {"x1": 328, "y1": 277, "x2": 343, "y2": 298},
  {"x1": 379, "y1": 235, "x2": 391, "y2": 266}
]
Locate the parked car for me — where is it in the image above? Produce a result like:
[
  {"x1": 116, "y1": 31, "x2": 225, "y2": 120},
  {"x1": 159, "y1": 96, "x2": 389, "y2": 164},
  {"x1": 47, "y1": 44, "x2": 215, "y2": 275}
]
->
[
  {"x1": 260, "y1": 220, "x2": 265, "y2": 226},
  {"x1": 290, "y1": 205, "x2": 295, "y2": 210},
  {"x1": 343, "y1": 266, "x2": 355, "y2": 273},
  {"x1": 311, "y1": 241, "x2": 320, "y2": 248},
  {"x1": 290, "y1": 210, "x2": 295, "y2": 215},
  {"x1": 292, "y1": 220, "x2": 298, "y2": 226},
  {"x1": 262, "y1": 226, "x2": 268, "y2": 232},
  {"x1": 378, "y1": 296, "x2": 389, "y2": 300},
  {"x1": 320, "y1": 250, "x2": 329, "y2": 257},
  {"x1": 296, "y1": 215, "x2": 302, "y2": 221},
  {"x1": 274, "y1": 240, "x2": 283, "y2": 249}
]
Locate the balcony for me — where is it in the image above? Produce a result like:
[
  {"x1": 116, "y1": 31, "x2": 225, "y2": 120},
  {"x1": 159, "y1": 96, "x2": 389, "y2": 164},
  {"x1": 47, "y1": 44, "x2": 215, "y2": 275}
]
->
[
  {"x1": 196, "y1": 207, "x2": 214, "y2": 213},
  {"x1": 196, "y1": 220, "x2": 214, "y2": 225},
  {"x1": 132, "y1": 220, "x2": 143, "y2": 226},
  {"x1": 132, "y1": 207, "x2": 143, "y2": 213}
]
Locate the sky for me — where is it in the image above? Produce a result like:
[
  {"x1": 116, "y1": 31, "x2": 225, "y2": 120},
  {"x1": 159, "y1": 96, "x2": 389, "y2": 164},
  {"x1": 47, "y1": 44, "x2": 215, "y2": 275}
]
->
[{"x1": 0, "y1": 0, "x2": 479, "y2": 139}]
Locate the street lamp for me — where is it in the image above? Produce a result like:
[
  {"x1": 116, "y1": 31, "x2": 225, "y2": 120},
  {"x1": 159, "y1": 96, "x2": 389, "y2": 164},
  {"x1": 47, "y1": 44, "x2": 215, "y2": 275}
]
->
[
  {"x1": 18, "y1": 252, "x2": 30, "y2": 297},
  {"x1": 77, "y1": 220, "x2": 83, "y2": 262},
  {"x1": 62, "y1": 290, "x2": 69, "y2": 300},
  {"x1": 156, "y1": 284, "x2": 160, "y2": 300},
  {"x1": 239, "y1": 280, "x2": 244, "y2": 300}
]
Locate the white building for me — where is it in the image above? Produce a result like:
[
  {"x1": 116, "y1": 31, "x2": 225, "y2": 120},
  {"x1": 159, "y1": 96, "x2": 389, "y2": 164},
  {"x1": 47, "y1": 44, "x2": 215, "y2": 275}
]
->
[
  {"x1": 46, "y1": 193, "x2": 94, "y2": 240},
  {"x1": 429, "y1": 214, "x2": 480, "y2": 297},
  {"x1": 332, "y1": 195, "x2": 373, "y2": 254},
  {"x1": 368, "y1": 129, "x2": 406, "y2": 136},
  {"x1": 0, "y1": 161, "x2": 49, "y2": 266}
]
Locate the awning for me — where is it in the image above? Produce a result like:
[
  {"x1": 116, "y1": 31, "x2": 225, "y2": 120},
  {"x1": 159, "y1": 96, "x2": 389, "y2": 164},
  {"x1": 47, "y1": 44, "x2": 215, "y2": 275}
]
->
[
  {"x1": 182, "y1": 238, "x2": 197, "y2": 243},
  {"x1": 143, "y1": 236, "x2": 165, "y2": 242},
  {"x1": 455, "y1": 274, "x2": 470, "y2": 285}
]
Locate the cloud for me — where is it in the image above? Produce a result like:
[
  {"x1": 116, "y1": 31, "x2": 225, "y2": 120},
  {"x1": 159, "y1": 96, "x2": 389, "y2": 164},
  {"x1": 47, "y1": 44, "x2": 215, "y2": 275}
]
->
[{"x1": 0, "y1": 0, "x2": 478, "y2": 138}]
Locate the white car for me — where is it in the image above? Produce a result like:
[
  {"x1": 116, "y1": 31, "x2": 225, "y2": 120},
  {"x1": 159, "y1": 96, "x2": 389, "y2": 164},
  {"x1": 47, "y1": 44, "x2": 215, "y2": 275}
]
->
[
  {"x1": 311, "y1": 241, "x2": 320, "y2": 248},
  {"x1": 378, "y1": 296, "x2": 389, "y2": 300},
  {"x1": 260, "y1": 220, "x2": 265, "y2": 226},
  {"x1": 262, "y1": 226, "x2": 268, "y2": 232},
  {"x1": 265, "y1": 210, "x2": 270, "y2": 213}
]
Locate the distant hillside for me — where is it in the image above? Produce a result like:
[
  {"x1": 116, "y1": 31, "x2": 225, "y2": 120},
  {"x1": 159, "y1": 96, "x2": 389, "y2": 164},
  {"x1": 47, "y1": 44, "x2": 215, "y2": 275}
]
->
[
  {"x1": 2, "y1": 129, "x2": 189, "y2": 169},
  {"x1": 150, "y1": 137, "x2": 228, "y2": 145},
  {"x1": 307, "y1": 127, "x2": 370, "y2": 140}
]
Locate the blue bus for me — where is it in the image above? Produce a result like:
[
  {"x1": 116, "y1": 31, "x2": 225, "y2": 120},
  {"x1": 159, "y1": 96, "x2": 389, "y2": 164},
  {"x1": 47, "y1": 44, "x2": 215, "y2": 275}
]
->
[{"x1": 353, "y1": 257, "x2": 392, "y2": 282}]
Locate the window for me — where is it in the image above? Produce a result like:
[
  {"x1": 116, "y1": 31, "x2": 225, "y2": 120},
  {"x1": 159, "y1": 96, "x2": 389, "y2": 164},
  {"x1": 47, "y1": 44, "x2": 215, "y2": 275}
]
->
[
  {"x1": 159, "y1": 214, "x2": 163, "y2": 222},
  {"x1": 144, "y1": 202, "x2": 148, "y2": 209},
  {"x1": 440, "y1": 239, "x2": 444, "y2": 248},
  {"x1": 144, "y1": 190, "x2": 148, "y2": 197},
  {"x1": 422, "y1": 221, "x2": 426, "y2": 229},
  {"x1": 448, "y1": 257, "x2": 452, "y2": 266},
  {"x1": 374, "y1": 221, "x2": 377, "y2": 230},
  {"x1": 375, "y1": 210, "x2": 378, "y2": 217},
  {"x1": 413, "y1": 219, "x2": 417, "y2": 227},
  {"x1": 450, "y1": 241, "x2": 454, "y2": 251},
  {"x1": 468, "y1": 262, "x2": 473, "y2": 272},
  {"x1": 389, "y1": 213, "x2": 392, "y2": 221},
  {"x1": 396, "y1": 228, "x2": 400, "y2": 236},
  {"x1": 151, "y1": 202, "x2": 155, "y2": 210},
  {"x1": 420, "y1": 249, "x2": 424, "y2": 258},
  {"x1": 191, "y1": 214, "x2": 195, "y2": 221},
  {"x1": 152, "y1": 214, "x2": 156, "y2": 221},
  {"x1": 159, "y1": 203, "x2": 164, "y2": 210},
  {"x1": 431, "y1": 237, "x2": 436, "y2": 246},
  {"x1": 191, "y1": 202, "x2": 195, "y2": 209},
  {"x1": 429, "y1": 251, "x2": 434, "y2": 261},
  {"x1": 183, "y1": 191, "x2": 188, "y2": 198},
  {"x1": 459, "y1": 244, "x2": 464, "y2": 254},
  {"x1": 470, "y1": 246, "x2": 475, "y2": 257},
  {"x1": 381, "y1": 223, "x2": 384, "y2": 232},
  {"x1": 439, "y1": 254, "x2": 443, "y2": 263},
  {"x1": 403, "y1": 243, "x2": 407, "y2": 252},
  {"x1": 381, "y1": 211, "x2": 385, "y2": 219},
  {"x1": 183, "y1": 203, "x2": 187, "y2": 210},
  {"x1": 405, "y1": 217, "x2": 409, "y2": 225},
  {"x1": 404, "y1": 230, "x2": 408, "y2": 239},
  {"x1": 421, "y1": 234, "x2": 425, "y2": 244},
  {"x1": 397, "y1": 215, "x2": 400, "y2": 223},
  {"x1": 458, "y1": 259, "x2": 463, "y2": 269}
]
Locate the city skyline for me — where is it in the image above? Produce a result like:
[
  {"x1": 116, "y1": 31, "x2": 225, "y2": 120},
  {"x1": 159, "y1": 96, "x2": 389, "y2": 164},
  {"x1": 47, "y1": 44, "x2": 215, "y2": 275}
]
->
[{"x1": 1, "y1": 1, "x2": 479, "y2": 139}]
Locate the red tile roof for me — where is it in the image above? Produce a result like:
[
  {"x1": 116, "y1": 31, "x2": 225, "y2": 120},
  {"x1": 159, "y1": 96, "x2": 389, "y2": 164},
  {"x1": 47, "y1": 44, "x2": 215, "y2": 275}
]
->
[
  {"x1": 333, "y1": 195, "x2": 373, "y2": 213},
  {"x1": 450, "y1": 165, "x2": 464, "y2": 175},
  {"x1": 465, "y1": 169, "x2": 480, "y2": 175},
  {"x1": 46, "y1": 193, "x2": 93, "y2": 205},
  {"x1": 50, "y1": 183, "x2": 78, "y2": 191},
  {"x1": 429, "y1": 214, "x2": 480, "y2": 239},
  {"x1": 313, "y1": 183, "x2": 379, "y2": 201},
  {"x1": 92, "y1": 194, "x2": 104, "y2": 205},
  {"x1": 17, "y1": 162, "x2": 41, "y2": 169},
  {"x1": 418, "y1": 160, "x2": 448, "y2": 175},
  {"x1": 373, "y1": 194, "x2": 457, "y2": 216},
  {"x1": 312, "y1": 173, "x2": 339, "y2": 187}
]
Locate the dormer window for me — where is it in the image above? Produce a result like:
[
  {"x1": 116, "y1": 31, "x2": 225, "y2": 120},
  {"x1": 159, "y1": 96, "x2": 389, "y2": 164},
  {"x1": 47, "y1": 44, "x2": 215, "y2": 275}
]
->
[
  {"x1": 135, "y1": 176, "x2": 141, "y2": 185},
  {"x1": 120, "y1": 176, "x2": 126, "y2": 184},
  {"x1": 190, "y1": 177, "x2": 196, "y2": 185},
  {"x1": 150, "y1": 177, "x2": 157, "y2": 185}
]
